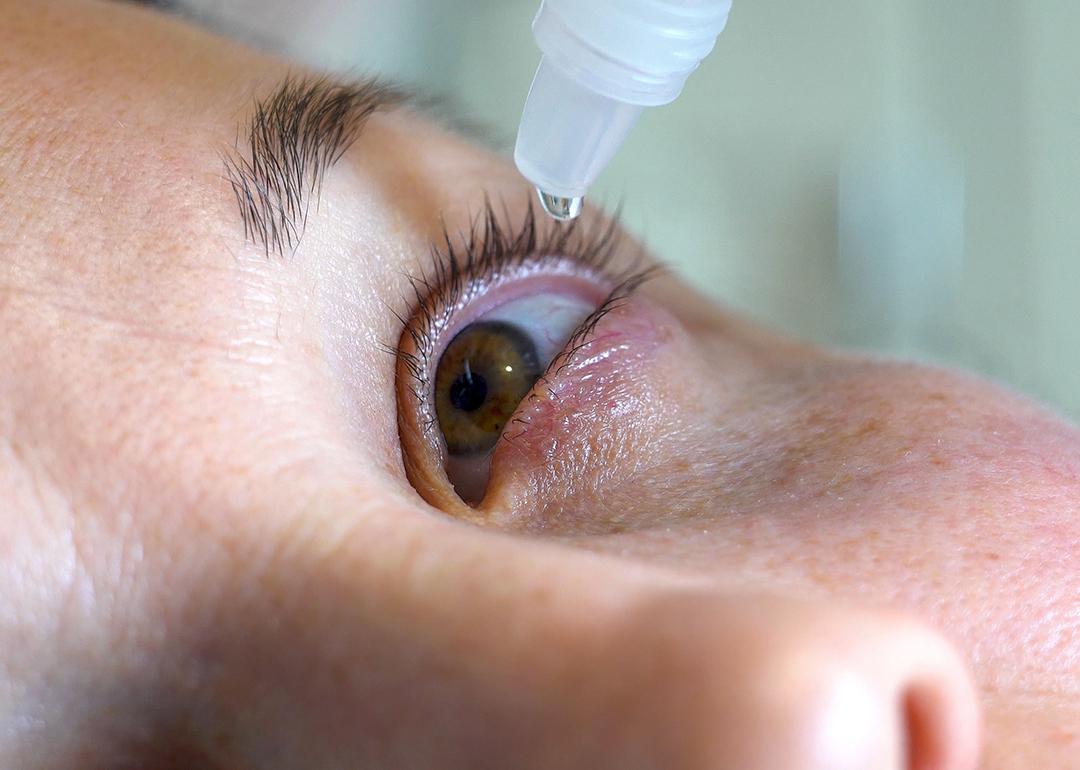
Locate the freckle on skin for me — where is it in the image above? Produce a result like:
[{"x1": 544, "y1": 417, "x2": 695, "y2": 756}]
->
[{"x1": 850, "y1": 417, "x2": 883, "y2": 439}]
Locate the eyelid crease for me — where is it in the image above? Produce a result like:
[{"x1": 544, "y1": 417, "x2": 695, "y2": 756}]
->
[{"x1": 387, "y1": 198, "x2": 659, "y2": 439}]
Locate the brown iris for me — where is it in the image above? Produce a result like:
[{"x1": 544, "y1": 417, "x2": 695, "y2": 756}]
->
[{"x1": 434, "y1": 320, "x2": 543, "y2": 456}]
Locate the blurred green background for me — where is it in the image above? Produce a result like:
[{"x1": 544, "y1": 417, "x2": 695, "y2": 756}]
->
[{"x1": 184, "y1": 0, "x2": 1080, "y2": 418}]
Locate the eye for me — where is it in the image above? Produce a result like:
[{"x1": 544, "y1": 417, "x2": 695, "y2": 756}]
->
[
  {"x1": 435, "y1": 321, "x2": 540, "y2": 456},
  {"x1": 393, "y1": 203, "x2": 653, "y2": 513},
  {"x1": 434, "y1": 292, "x2": 596, "y2": 502}
]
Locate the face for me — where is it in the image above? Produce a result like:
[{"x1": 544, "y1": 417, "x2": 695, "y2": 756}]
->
[{"x1": 1, "y1": 1, "x2": 1076, "y2": 768}]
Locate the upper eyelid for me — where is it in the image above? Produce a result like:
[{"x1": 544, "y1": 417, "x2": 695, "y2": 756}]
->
[
  {"x1": 412, "y1": 198, "x2": 632, "y2": 329},
  {"x1": 392, "y1": 200, "x2": 622, "y2": 381}
]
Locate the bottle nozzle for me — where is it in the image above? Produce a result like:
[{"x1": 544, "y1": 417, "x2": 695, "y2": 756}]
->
[
  {"x1": 514, "y1": 0, "x2": 731, "y2": 223},
  {"x1": 537, "y1": 190, "x2": 584, "y2": 221},
  {"x1": 514, "y1": 57, "x2": 641, "y2": 224}
]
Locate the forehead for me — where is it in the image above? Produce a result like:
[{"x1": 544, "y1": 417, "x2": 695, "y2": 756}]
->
[
  {"x1": 3, "y1": 3, "x2": 244, "y2": 136},
  {"x1": 3, "y1": 5, "x2": 349, "y2": 307},
  {"x1": 0, "y1": 0, "x2": 562, "y2": 379},
  {"x1": 0, "y1": 0, "x2": 522, "y2": 257},
  {"x1": 2, "y1": 2, "x2": 267, "y2": 257},
  {"x1": 0, "y1": 0, "x2": 538, "y2": 412}
]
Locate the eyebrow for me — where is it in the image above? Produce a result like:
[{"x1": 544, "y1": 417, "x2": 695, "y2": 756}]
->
[{"x1": 223, "y1": 75, "x2": 406, "y2": 256}]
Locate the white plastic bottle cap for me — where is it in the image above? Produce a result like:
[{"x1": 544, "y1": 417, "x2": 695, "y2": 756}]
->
[{"x1": 514, "y1": 0, "x2": 732, "y2": 219}]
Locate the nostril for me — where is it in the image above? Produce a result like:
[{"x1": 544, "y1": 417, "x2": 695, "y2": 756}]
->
[
  {"x1": 895, "y1": 621, "x2": 983, "y2": 770},
  {"x1": 808, "y1": 660, "x2": 979, "y2": 770},
  {"x1": 597, "y1": 594, "x2": 981, "y2": 770},
  {"x1": 802, "y1": 611, "x2": 982, "y2": 770},
  {"x1": 785, "y1": 615, "x2": 982, "y2": 770},
  {"x1": 904, "y1": 684, "x2": 938, "y2": 770},
  {"x1": 902, "y1": 676, "x2": 978, "y2": 770}
]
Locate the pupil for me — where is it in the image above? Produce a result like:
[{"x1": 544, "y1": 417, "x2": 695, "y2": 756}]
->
[{"x1": 449, "y1": 368, "x2": 488, "y2": 412}]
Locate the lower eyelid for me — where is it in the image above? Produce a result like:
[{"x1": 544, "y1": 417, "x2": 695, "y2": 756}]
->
[{"x1": 479, "y1": 293, "x2": 680, "y2": 519}]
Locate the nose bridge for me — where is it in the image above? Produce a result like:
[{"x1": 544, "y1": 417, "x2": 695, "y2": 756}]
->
[{"x1": 580, "y1": 592, "x2": 982, "y2": 770}]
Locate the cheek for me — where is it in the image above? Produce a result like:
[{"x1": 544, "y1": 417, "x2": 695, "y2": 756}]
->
[
  {"x1": 494, "y1": 344, "x2": 1080, "y2": 696},
  {"x1": 480, "y1": 299, "x2": 744, "y2": 531},
  {"x1": 701, "y1": 364, "x2": 1080, "y2": 692}
]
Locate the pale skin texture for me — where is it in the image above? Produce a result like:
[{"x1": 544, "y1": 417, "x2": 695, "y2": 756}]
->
[{"x1": 0, "y1": 1, "x2": 1077, "y2": 768}]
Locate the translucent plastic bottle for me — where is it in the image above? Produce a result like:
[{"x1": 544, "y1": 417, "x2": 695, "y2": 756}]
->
[{"x1": 514, "y1": 0, "x2": 733, "y2": 220}]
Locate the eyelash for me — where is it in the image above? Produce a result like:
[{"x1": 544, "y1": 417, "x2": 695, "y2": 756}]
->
[{"x1": 389, "y1": 199, "x2": 659, "y2": 436}]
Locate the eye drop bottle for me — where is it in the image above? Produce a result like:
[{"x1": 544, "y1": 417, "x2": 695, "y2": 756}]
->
[{"x1": 514, "y1": 0, "x2": 732, "y2": 221}]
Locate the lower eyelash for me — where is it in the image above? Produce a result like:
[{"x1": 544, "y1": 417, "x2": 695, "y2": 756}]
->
[
  {"x1": 545, "y1": 263, "x2": 664, "y2": 380},
  {"x1": 388, "y1": 197, "x2": 658, "y2": 434},
  {"x1": 499, "y1": 264, "x2": 664, "y2": 447}
]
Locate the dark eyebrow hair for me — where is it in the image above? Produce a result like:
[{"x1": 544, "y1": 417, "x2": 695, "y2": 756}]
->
[{"x1": 223, "y1": 74, "x2": 406, "y2": 256}]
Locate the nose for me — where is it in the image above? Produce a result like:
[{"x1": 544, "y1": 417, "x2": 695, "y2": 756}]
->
[{"x1": 574, "y1": 592, "x2": 981, "y2": 770}]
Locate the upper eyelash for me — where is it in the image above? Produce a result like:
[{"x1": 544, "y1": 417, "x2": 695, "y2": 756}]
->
[{"x1": 388, "y1": 197, "x2": 657, "y2": 433}]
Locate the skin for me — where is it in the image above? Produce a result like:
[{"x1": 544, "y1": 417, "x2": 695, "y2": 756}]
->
[{"x1": 0, "y1": 0, "x2": 1076, "y2": 767}]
